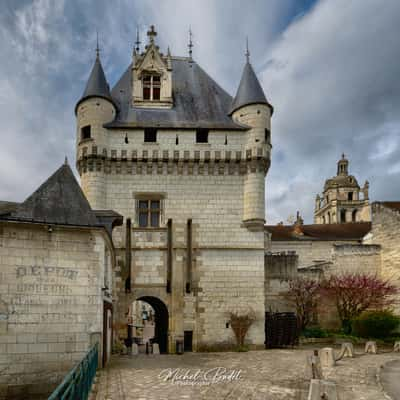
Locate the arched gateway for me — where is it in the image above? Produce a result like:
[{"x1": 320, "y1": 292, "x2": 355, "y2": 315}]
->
[{"x1": 137, "y1": 296, "x2": 169, "y2": 354}]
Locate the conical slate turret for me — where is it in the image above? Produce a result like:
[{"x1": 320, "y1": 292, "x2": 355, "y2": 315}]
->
[
  {"x1": 75, "y1": 53, "x2": 116, "y2": 113},
  {"x1": 229, "y1": 61, "x2": 273, "y2": 115}
]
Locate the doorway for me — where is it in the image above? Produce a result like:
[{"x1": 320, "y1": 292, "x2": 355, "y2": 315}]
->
[{"x1": 132, "y1": 296, "x2": 169, "y2": 354}]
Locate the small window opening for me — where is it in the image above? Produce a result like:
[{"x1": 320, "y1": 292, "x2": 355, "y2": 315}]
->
[
  {"x1": 138, "y1": 199, "x2": 161, "y2": 228},
  {"x1": 348, "y1": 192, "x2": 353, "y2": 201},
  {"x1": 81, "y1": 125, "x2": 91, "y2": 140},
  {"x1": 142, "y1": 74, "x2": 161, "y2": 101},
  {"x1": 176, "y1": 135, "x2": 179, "y2": 145},
  {"x1": 196, "y1": 129, "x2": 209, "y2": 143},
  {"x1": 352, "y1": 210, "x2": 357, "y2": 222},
  {"x1": 265, "y1": 129, "x2": 271, "y2": 142},
  {"x1": 144, "y1": 128, "x2": 157, "y2": 143},
  {"x1": 225, "y1": 135, "x2": 228, "y2": 145},
  {"x1": 340, "y1": 209, "x2": 346, "y2": 223}
]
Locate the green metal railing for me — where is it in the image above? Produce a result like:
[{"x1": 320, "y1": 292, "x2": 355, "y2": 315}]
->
[{"x1": 48, "y1": 343, "x2": 98, "y2": 400}]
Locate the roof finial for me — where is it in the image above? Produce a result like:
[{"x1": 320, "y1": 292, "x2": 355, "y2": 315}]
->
[
  {"x1": 64, "y1": 156, "x2": 68, "y2": 165},
  {"x1": 342, "y1": 153, "x2": 346, "y2": 160},
  {"x1": 135, "y1": 27, "x2": 141, "y2": 53},
  {"x1": 147, "y1": 25, "x2": 157, "y2": 44},
  {"x1": 188, "y1": 26, "x2": 194, "y2": 61},
  {"x1": 245, "y1": 36, "x2": 250, "y2": 63},
  {"x1": 96, "y1": 30, "x2": 100, "y2": 58}
]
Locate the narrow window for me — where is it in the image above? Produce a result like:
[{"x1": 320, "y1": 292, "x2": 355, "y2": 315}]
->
[
  {"x1": 152, "y1": 76, "x2": 161, "y2": 100},
  {"x1": 352, "y1": 210, "x2": 357, "y2": 222},
  {"x1": 144, "y1": 128, "x2": 157, "y2": 143},
  {"x1": 143, "y1": 75, "x2": 151, "y2": 100},
  {"x1": 265, "y1": 128, "x2": 271, "y2": 142},
  {"x1": 196, "y1": 129, "x2": 209, "y2": 143},
  {"x1": 142, "y1": 74, "x2": 161, "y2": 101},
  {"x1": 81, "y1": 125, "x2": 91, "y2": 140},
  {"x1": 348, "y1": 192, "x2": 353, "y2": 201},
  {"x1": 138, "y1": 199, "x2": 161, "y2": 228},
  {"x1": 340, "y1": 209, "x2": 346, "y2": 223}
]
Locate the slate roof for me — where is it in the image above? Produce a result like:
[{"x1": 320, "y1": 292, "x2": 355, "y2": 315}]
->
[
  {"x1": 75, "y1": 55, "x2": 116, "y2": 113},
  {"x1": 265, "y1": 222, "x2": 371, "y2": 241},
  {"x1": 230, "y1": 61, "x2": 273, "y2": 115},
  {"x1": 0, "y1": 163, "x2": 100, "y2": 227},
  {"x1": 0, "y1": 201, "x2": 20, "y2": 215},
  {"x1": 103, "y1": 58, "x2": 246, "y2": 130}
]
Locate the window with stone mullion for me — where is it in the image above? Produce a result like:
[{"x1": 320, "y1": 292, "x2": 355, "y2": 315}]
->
[{"x1": 138, "y1": 199, "x2": 160, "y2": 227}]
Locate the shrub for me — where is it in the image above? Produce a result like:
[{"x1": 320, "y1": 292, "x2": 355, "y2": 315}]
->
[
  {"x1": 228, "y1": 309, "x2": 256, "y2": 347},
  {"x1": 352, "y1": 310, "x2": 400, "y2": 339},
  {"x1": 321, "y1": 273, "x2": 398, "y2": 333},
  {"x1": 301, "y1": 327, "x2": 328, "y2": 338}
]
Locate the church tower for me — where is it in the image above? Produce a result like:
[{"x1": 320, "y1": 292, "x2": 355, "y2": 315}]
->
[{"x1": 314, "y1": 154, "x2": 370, "y2": 224}]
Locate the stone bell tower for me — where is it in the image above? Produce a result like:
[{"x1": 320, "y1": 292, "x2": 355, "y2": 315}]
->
[
  {"x1": 314, "y1": 154, "x2": 371, "y2": 224},
  {"x1": 230, "y1": 48, "x2": 273, "y2": 231}
]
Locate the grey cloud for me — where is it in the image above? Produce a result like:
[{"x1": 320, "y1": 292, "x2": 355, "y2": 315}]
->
[{"x1": 0, "y1": 0, "x2": 399, "y2": 227}]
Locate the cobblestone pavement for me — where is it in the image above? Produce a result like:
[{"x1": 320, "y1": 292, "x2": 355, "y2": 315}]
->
[{"x1": 93, "y1": 347, "x2": 400, "y2": 400}]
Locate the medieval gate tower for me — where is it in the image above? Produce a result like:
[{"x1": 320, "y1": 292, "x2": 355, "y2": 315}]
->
[{"x1": 75, "y1": 26, "x2": 272, "y2": 352}]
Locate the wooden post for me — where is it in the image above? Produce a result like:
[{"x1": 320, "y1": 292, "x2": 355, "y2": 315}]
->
[
  {"x1": 186, "y1": 219, "x2": 192, "y2": 293},
  {"x1": 125, "y1": 218, "x2": 132, "y2": 292},
  {"x1": 167, "y1": 219, "x2": 172, "y2": 293}
]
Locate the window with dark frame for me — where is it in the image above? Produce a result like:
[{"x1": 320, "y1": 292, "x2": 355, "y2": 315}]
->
[
  {"x1": 138, "y1": 200, "x2": 161, "y2": 228},
  {"x1": 142, "y1": 74, "x2": 161, "y2": 101},
  {"x1": 196, "y1": 129, "x2": 209, "y2": 143},
  {"x1": 81, "y1": 125, "x2": 91, "y2": 140},
  {"x1": 265, "y1": 128, "x2": 271, "y2": 142},
  {"x1": 348, "y1": 192, "x2": 353, "y2": 201},
  {"x1": 144, "y1": 128, "x2": 157, "y2": 143}
]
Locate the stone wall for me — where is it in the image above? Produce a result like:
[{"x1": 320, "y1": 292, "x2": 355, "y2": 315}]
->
[
  {"x1": 367, "y1": 203, "x2": 400, "y2": 314},
  {"x1": 0, "y1": 222, "x2": 112, "y2": 398},
  {"x1": 265, "y1": 253, "x2": 298, "y2": 313},
  {"x1": 102, "y1": 167, "x2": 266, "y2": 349},
  {"x1": 268, "y1": 239, "x2": 359, "y2": 268}
]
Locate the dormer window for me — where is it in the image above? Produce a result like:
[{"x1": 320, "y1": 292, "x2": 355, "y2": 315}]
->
[{"x1": 143, "y1": 74, "x2": 161, "y2": 101}]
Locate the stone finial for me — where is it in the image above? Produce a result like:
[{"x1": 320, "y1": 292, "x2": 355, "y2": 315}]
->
[
  {"x1": 341, "y1": 342, "x2": 354, "y2": 358},
  {"x1": 319, "y1": 348, "x2": 336, "y2": 368},
  {"x1": 147, "y1": 25, "x2": 157, "y2": 44},
  {"x1": 365, "y1": 341, "x2": 377, "y2": 354}
]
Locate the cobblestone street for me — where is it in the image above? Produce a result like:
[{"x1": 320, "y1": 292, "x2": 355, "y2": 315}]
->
[{"x1": 93, "y1": 348, "x2": 400, "y2": 400}]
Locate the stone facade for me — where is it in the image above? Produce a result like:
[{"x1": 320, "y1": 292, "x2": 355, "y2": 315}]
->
[
  {"x1": 0, "y1": 221, "x2": 115, "y2": 397},
  {"x1": 314, "y1": 155, "x2": 370, "y2": 224},
  {"x1": 75, "y1": 26, "x2": 272, "y2": 351},
  {"x1": 365, "y1": 202, "x2": 400, "y2": 314}
]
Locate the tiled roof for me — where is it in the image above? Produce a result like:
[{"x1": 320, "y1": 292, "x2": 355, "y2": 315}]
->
[
  {"x1": 265, "y1": 222, "x2": 371, "y2": 241},
  {"x1": 378, "y1": 202, "x2": 400, "y2": 212}
]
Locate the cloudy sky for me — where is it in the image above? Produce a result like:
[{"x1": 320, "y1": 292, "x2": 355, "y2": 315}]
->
[{"x1": 0, "y1": 0, "x2": 399, "y2": 224}]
